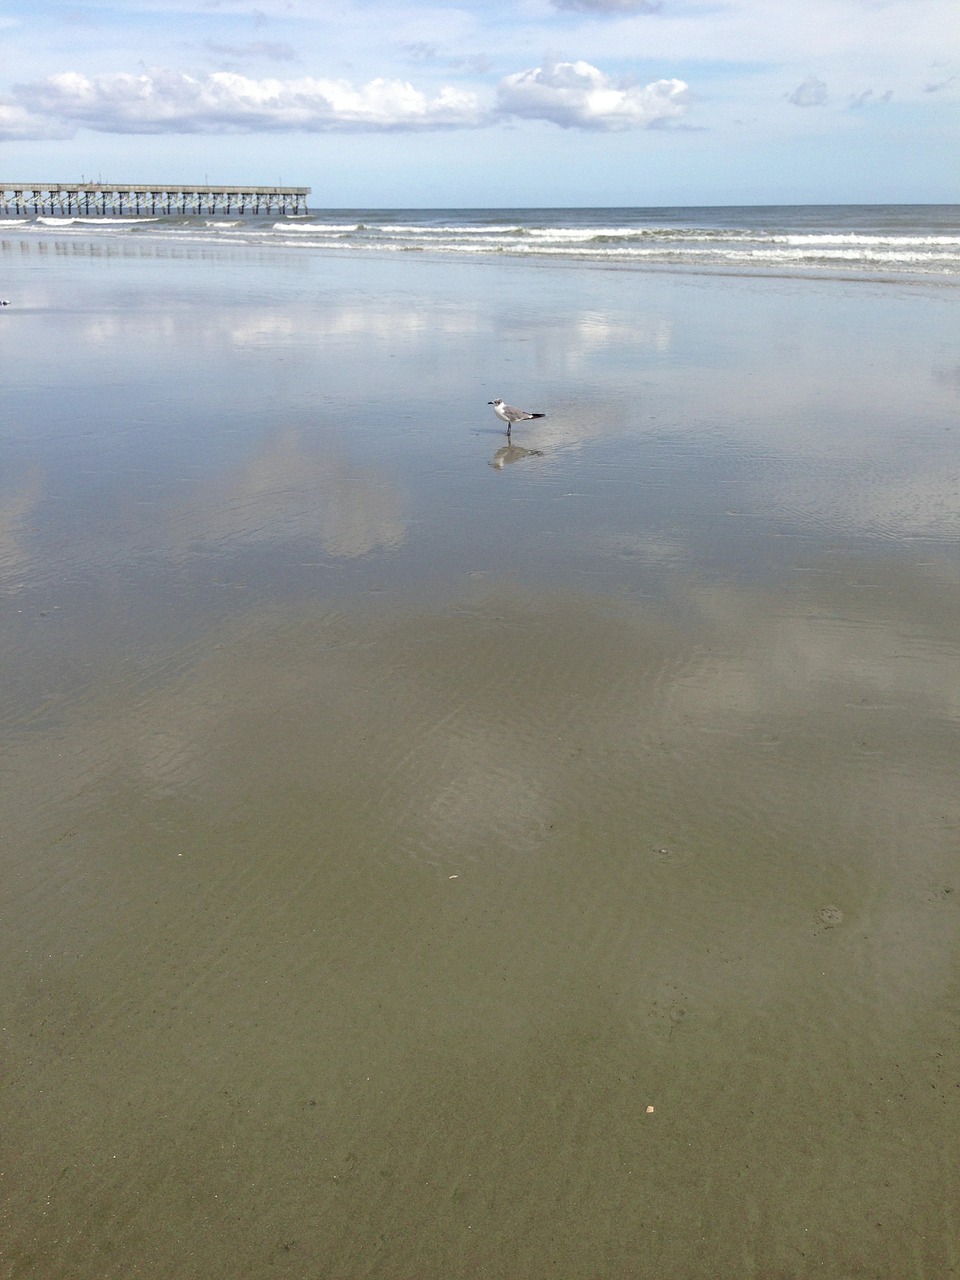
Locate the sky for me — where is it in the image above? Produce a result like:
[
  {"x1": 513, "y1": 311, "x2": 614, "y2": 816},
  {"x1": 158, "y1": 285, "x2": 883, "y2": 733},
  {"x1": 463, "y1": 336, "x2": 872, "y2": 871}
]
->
[{"x1": 0, "y1": 0, "x2": 957, "y2": 207}]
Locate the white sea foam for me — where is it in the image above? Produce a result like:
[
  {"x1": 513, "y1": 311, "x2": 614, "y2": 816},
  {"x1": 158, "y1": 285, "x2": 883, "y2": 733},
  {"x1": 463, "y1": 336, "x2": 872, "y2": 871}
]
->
[
  {"x1": 8, "y1": 206, "x2": 958, "y2": 280},
  {"x1": 273, "y1": 222, "x2": 359, "y2": 232},
  {"x1": 36, "y1": 215, "x2": 160, "y2": 227},
  {"x1": 772, "y1": 233, "x2": 960, "y2": 246}
]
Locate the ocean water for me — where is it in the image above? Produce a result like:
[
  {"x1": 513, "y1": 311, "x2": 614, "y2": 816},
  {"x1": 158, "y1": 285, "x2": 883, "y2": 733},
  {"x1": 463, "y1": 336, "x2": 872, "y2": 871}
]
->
[
  {"x1": 2, "y1": 202, "x2": 959, "y2": 280},
  {"x1": 2, "y1": 223, "x2": 960, "y2": 1279}
]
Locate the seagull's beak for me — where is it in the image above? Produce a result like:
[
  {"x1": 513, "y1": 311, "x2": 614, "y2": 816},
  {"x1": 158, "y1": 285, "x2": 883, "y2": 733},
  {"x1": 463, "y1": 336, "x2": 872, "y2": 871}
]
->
[{"x1": 487, "y1": 401, "x2": 494, "y2": 405}]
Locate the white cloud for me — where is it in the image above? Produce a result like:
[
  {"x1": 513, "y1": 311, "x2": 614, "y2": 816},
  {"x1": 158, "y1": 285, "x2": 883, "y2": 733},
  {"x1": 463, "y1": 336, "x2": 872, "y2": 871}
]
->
[
  {"x1": 848, "y1": 87, "x2": 893, "y2": 108},
  {"x1": 401, "y1": 43, "x2": 493, "y2": 75},
  {"x1": 205, "y1": 41, "x2": 299, "y2": 63},
  {"x1": 788, "y1": 76, "x2": 828, "y2": 107},
  {"x1": 13, "y1": 68, "x2": 488, "y2": 134},
  {"x1": 498, "y1": 60, "x2": 688, "y2": 130},
  {"x1": 520, "y1": 0, "x2": 958, "y2": 83},
  {"x1": 8, "y1": 59, "x2": 693, "y2": 136},
  {"x1": 551, "y1": 0, "x2": 662, "y2": 12},
  {"x1": 0, "y1": 100, "x2": 74, "y2": 140}
]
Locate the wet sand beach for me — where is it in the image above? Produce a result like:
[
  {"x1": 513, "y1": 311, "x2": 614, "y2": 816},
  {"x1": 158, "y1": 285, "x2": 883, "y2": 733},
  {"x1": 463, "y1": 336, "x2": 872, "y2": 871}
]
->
[{"x1": 2, "y1": 235, "x2": 959, "y2": 1278}]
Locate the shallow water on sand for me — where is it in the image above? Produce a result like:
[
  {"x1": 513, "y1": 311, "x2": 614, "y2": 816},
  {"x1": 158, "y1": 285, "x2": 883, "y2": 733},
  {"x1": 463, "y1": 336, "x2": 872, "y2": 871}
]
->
[{"x1": 2, "y1": 239, "x2": 959, "y2": 1278}]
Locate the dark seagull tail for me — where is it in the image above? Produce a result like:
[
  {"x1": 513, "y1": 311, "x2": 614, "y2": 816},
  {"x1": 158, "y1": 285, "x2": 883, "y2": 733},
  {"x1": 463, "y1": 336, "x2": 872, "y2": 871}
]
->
[{"x1": 529, "y1": 413, "x2": 546, "y2": 419}]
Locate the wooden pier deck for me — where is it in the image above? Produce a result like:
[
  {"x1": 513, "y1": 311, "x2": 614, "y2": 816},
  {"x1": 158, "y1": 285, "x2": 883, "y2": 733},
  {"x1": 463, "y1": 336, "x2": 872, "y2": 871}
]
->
[{"x1": 0, "y1": 183, "x2": 311, "y2": 217}]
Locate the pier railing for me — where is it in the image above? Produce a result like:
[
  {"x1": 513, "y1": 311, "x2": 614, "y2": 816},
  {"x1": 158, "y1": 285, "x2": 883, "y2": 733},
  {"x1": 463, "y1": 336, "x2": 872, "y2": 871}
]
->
[{"x1": 0, "y1": 183, "x2": 311, "y2": 216}]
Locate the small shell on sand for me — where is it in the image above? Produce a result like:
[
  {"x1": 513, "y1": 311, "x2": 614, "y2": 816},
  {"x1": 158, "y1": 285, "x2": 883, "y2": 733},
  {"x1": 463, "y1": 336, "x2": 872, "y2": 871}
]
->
[{"x1": 818, "y1": 905, "x2": 844, "y2": 928}]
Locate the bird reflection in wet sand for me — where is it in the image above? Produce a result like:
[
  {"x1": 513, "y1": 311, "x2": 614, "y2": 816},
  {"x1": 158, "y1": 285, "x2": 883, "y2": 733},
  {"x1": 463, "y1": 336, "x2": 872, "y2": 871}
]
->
[{"x1": 491, "y1": 444, "x2": 545, "y2": 469}]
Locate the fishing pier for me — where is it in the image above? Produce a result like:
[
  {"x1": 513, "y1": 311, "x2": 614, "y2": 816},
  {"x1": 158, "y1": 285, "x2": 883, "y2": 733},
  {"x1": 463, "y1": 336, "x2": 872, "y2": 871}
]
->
[{"x1": 0, "y1": 183, "x2": 311, "y2": 217}]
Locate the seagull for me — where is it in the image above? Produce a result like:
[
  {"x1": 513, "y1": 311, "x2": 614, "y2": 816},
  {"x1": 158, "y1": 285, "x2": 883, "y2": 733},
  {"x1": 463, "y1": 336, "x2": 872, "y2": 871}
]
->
[{"x1": 488, "y1": 398, "x2": 545, "y2": 431}]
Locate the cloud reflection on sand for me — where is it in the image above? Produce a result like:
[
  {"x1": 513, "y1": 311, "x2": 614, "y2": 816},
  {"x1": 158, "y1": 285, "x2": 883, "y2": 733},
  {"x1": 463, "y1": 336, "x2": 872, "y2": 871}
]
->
[
  {"x1": 5, "y1": 568, "x2": 959, "y2": 1059},
  {"x1": 0, "y1": 470, "x2": 44, "y2": 591},
  {"x1": 169, "y1": 428, "x2": 405, "y2": 559},
  {"x1": 228, "y1": 304, "x2": 483, "y2": 347},
  {"x1": 4, "y1": 235, "x2": 960, "y2": 1280}
]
